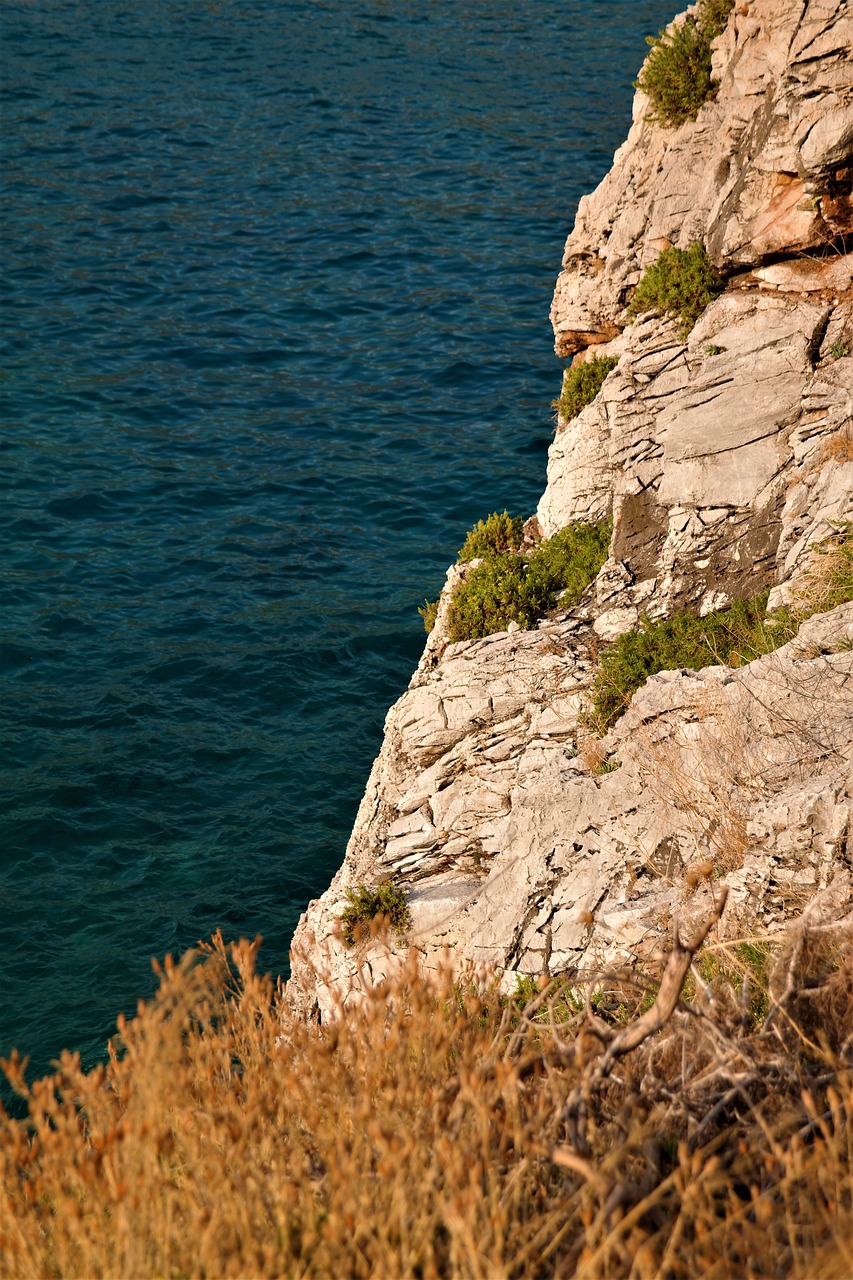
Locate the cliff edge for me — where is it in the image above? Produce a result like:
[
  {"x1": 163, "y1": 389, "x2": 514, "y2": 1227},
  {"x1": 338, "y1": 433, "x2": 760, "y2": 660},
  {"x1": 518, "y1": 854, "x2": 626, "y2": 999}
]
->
[{"x1": 288, "y1": 0, "x2": 853, "y2": 1020}]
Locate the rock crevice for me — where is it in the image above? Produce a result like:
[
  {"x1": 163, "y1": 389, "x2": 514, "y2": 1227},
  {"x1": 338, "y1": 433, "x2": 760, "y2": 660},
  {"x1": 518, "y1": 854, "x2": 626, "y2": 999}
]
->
[{"x1": 287, "y1": 0, "x2": 853, "y2": 1020}]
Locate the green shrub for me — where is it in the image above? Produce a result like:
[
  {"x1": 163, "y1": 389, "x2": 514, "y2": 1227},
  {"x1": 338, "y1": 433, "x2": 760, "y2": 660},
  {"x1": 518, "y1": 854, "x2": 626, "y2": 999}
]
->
[
  {"x1": 700, "y1": 0, "x2": 737, "y2": 39},
  {"x1": 635, "y1": 0, "x2": 734, "y2": 127},
  {"x1": 588, "y1": 592, "x2": 796, "y2": 733},
  {"x1": 526, "y1": 520, "x2": 613, "y2": 608},
  {"x1": 628, "y1": 242, "x2": 724, "y2": 338},
  {"x1": 340, "y1": 883, "x2": 411, "y2": 947},
  {"x1": 587, "y1": 524, "x2": 853, "y2": 733},
  {"x1": 457, "y1": 510, "x2": 524, "y2": 562},
  {"x1": 446, "y1": 520, "x2": 612, "y2": 643},
  {"x1": 554, "y1": 353, "x2": 619, "y2": 421},
  {"x1": 419, "y1": 598, "x2": 439, "y2": 633},
  {"x1": 445, "y1": 553, "x2": 548, "y2": 641}
]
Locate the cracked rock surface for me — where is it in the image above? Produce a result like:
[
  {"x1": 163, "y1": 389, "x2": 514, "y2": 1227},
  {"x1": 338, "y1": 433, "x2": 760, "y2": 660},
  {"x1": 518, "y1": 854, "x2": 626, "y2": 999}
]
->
[
  {"x1": 286, "y1": 0, "x2": 853, "y2": 1020},
  {"x1": 541, "y1": 293, "x2": 853, "y2": 623},
  {"x1": 550, "y1": 0, "x2": 853, "y2": 358}
]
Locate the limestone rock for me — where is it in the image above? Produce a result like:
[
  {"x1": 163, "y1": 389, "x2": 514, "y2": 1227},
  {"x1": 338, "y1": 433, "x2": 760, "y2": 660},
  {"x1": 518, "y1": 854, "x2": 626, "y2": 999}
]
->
[
  {"x1": 286, "y1": 0, "x2": 853, "y2": 1021},
  {"x1": 551, "y1": 0, "x2": 853, "y2": 358},
  {"x1": 288, "y1": 604, "x2": 853, "y2": 1016},
  {"x1": 541, "y1": 293, "x2": 853, "y2": 619}
]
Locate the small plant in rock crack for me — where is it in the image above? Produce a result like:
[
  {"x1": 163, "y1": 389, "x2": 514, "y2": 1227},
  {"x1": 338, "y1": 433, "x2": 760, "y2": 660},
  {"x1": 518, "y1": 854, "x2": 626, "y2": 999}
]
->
[
  {"x1": 340, "y1": 882, "x2": 411, "y2": 947},
  {"x1": 553, "y1": 353, "x2": 619, "y2": 421},
  {"x1": 635, "y1": 0, "x2": 735, "y2": 127},
  {"x1": 628, "y1": 242, "x2": 724, "y2": 338},
  {"x1": 827, "y1": 339, "x2": 851, "y2": 360}
]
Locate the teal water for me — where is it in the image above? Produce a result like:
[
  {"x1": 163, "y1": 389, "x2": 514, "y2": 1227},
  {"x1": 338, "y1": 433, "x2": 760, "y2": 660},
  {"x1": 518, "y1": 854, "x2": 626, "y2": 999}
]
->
[{"x1": 1, "y1": 0, "x2": 676, "y2": 1085}]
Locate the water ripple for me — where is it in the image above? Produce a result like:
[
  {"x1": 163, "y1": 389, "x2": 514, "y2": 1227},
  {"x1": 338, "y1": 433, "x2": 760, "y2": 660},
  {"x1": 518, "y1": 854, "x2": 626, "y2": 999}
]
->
[{"x1": 1, "y1": 0, "x2": 676, "y2": 1083}]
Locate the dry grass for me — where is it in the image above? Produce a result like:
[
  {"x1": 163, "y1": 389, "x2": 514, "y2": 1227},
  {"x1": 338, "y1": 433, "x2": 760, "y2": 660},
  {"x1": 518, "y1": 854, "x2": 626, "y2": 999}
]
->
[
  {"x1": 793, "y1": 522, "x2": 853, "y2": 618},
  {"x1": 819, "y1": 428, "x2": 853, "y2": 466},
  {"x1": 2, "y1": 913, "x2": 852, "y2": 1280}
]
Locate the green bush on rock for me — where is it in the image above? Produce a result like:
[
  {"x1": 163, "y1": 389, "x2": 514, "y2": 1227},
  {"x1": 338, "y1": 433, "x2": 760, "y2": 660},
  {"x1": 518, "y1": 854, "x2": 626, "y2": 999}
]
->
[
  {"x1": 587, "y1": 592, "x2": 796, "y2": 734},
  {"x1": 457, "y1": 510, "x2": 524, "y2": 562},
  {"x1": 587, "y1": 524, "x2": 853, "y2": 733},
  {"x1": 635, "y1": 0, "x2": 734, "y2": 127},
  {"x1": 527, "y1": 521, "x2": 613, "y2": 607},
  {"x1": 445, "y1": 519, "x2": 612, "y2": 643},
  {"x1": 628, "y1": 242, "x2": 724, "y2": 338},
  {"x1": 446, "y1": 554, "x2": 548, "y2": 640},
  {"x1": 340, "y1": 882, "x2": 411, "y2": 947},
  {"x1": 418, "y1": 597, "x2": 440, "y2": 633},
  {"x1": 554, "y1": 353, "x2": 619, "y2": 422}
]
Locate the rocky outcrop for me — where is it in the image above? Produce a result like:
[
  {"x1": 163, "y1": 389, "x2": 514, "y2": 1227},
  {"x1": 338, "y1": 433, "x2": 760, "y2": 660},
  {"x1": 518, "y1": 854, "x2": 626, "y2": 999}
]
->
[
  {"x1": 289, "y1": 596, "x2": 853, "y2": 1019},
  {"x1": 551, "y1": 0, "x2": 853, "y2": 358},
  {"x1": 541, "y1": 292, "x2": 853, "y2": 625},
  {"x1": 287, "y1": 0, "x2": 853, "y2": 1020}
]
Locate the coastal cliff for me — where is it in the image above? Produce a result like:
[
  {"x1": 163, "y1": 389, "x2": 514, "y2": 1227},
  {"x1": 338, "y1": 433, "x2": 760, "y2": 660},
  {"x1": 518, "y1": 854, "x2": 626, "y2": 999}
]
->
[{"x1": 288, "y1": 0, "x2": 853, "y2": 1019}]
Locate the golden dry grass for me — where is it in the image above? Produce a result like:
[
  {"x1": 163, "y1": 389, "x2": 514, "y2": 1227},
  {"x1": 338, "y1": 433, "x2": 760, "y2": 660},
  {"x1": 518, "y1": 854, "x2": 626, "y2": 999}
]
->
[
  {"x1": 819, "y1": 428, "x2": 853, "y2": 466},
  {"x1": 2, "y1": 916, "x2": 852, "y2": 1280}
]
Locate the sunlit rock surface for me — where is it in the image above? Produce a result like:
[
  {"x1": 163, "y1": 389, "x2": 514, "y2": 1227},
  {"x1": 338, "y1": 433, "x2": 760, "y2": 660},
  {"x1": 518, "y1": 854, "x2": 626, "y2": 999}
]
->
[{"x1": 287, "y1": 0, "x2": 853, "y2": 1020}]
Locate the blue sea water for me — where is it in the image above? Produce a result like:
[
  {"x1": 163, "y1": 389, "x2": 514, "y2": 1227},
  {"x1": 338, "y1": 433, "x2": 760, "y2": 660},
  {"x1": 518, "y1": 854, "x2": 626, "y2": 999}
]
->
[{"x1": 0, "y1": 0, "x2": 677, "y2": 1085}]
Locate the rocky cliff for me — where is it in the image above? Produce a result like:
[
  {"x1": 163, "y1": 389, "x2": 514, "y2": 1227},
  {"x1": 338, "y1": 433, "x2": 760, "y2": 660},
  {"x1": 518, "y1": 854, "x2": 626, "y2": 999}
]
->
[{"x1": 288, "y1": 0, "x2": 853, "y2": 1020}]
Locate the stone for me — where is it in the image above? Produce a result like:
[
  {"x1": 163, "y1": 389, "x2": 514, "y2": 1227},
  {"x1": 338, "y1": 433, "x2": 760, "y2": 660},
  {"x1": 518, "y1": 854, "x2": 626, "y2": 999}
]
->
[
  {"x1": 551, "y1": 0, "x2": 853, "y2": 358},
  {"x1": 286, "y1": 0, "x2": 853, "y2": 1022}
]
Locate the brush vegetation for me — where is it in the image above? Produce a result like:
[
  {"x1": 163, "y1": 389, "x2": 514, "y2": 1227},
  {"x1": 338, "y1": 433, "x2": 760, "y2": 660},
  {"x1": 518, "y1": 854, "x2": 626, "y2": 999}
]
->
[
  {"x1": 445, "y1": 518, "x2": 612, "y2": 642},
  {"x1": 554, "y1": 354, "x2": 619, "y2": 422},
  {"x1": 2, "y1": 914, "x2": 852, "y2": 1279},
  {"x1": 588, "y1": 591, "x2": 792, "y2": 733},
  {"x1": 340, "y1": 882, "x2": 411, "y2": 947},
  {"x1": 418, "y1": 596, "x2": 439, "y2": 633},
  {"x1": 419, "y1": 511, "x2": 526, "y2": 634},
  {"x1": 628, "y1": 241, "x2": 724, "y2": 338},
  {"x1": 635, "y1": 0, "x2": 735, "y2": 126},
  {"x1": 457, "y1": 509, "x2": 524, "y2": 562},
  {"x1": 588, "y1": 523, "x2": 853, "y2": 733}
]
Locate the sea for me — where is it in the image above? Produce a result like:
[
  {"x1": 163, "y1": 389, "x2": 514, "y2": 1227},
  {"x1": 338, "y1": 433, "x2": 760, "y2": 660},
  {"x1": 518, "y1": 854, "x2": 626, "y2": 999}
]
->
[{"x1": 1, "y1": 0, "x2": 677, "y2": 1089}]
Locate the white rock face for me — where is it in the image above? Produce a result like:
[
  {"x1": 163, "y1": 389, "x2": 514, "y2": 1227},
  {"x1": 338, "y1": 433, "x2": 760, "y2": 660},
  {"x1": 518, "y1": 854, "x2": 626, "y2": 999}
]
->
[
  {"x1": 287, "y1": 0, "x2": 853, "y2": 1019},
  {"x1": 550, "y1": 0, "x2": 853, "y2": 358},
  {"x1": 289, "y1": 603, "x2": 853, "y2": 1018},
  {"x1": 540, "y1": 294, "x2": 853, "y2": 620}
]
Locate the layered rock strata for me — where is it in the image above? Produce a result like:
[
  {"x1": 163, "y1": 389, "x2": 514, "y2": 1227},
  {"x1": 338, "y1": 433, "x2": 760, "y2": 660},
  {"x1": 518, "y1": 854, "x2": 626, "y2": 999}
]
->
[{"x1": 288, "y1": 0, "x2": 853, "y2": 1020}]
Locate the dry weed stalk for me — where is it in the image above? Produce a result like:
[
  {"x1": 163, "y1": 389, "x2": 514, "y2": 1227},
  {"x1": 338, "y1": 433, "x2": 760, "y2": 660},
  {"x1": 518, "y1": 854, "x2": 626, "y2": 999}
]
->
[
  {"x1": 819, "y1": 427, "x2": 853, "y2": 466},
  {"x1": 1, "y1": 909, "x2": 852, "y2": 1280}
]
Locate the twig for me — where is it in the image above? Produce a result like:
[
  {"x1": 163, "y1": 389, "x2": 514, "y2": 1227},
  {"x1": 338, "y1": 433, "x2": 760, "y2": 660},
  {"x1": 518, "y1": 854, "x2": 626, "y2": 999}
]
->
[{"x1": 562, "y1": 887, "x2": 729, "y2": 1149}]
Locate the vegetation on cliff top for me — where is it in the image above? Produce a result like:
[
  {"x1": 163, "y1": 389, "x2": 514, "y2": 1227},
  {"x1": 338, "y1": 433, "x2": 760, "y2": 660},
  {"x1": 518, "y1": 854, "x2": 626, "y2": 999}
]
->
[
  {"x1": 635, "y1": 0, "x2": 735, "y2": 126},
  {"x1": 2, "y1": 920, "x2": 851, "y2": 1278}
]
